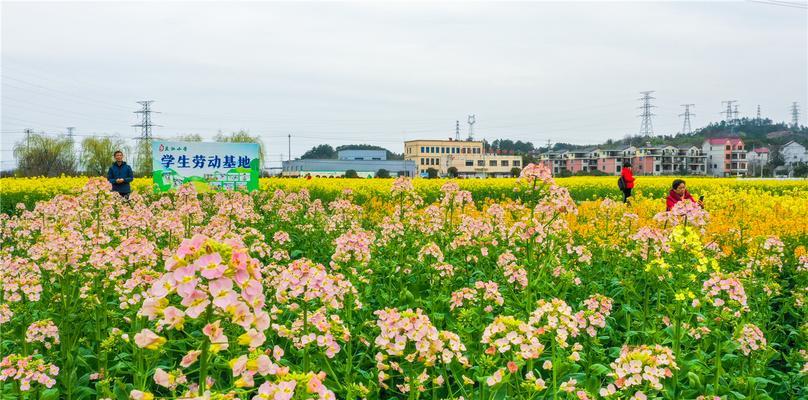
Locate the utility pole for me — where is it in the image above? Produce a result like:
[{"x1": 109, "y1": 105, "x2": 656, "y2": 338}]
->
[
  {"x1": 25, "y1": 128, "x2": 32, "y2": 153},
  {"x1": 638, "y1": 91, "x2": 656, "y2": 136},
  {"x1": 288, "y1": 134, "x2": 291, "y2": 161},
  {"x1": 791, "y1": 102, "x2": 800, "y2": 129},
  {"x1": 679, "y1": 104, "x2": 695, "y2": 134}
]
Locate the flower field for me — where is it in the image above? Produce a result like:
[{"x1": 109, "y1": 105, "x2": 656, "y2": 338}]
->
[
  {"x1": 0, "y1": 167, "x2": 807, "y2": 400},
  {"x1": 1, "y1": 176, "x2": 807, "y2": 215}
]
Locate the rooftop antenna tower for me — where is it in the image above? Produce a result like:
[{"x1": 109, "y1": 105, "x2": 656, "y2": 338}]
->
[
  {"x1": 467, "y1": 114, "x2": 476, "y2": 141},
  {"x1": 791, "y1": 102, "x2": 800, "y2": 128}
]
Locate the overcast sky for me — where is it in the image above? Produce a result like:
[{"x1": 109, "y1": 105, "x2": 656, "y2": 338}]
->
[{"x1": 2, "y1": 1, "x2": 806, "y2": 169}]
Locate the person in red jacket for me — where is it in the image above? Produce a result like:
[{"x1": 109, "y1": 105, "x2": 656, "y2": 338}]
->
[
  {"x1": 620, "y1": 162, "x2": 635, "y2": 203},
  {"x1": 666, "y1": 179, "x2": 703, "y2": 211}
]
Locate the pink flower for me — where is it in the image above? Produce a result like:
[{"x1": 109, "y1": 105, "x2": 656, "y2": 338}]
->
[
  {"x1": 507, "y1": 361, "x2": 518, "y2": 373},
  {"x1": 180, "y1": 350, "x2": 201, "y2": 368},
  {"x1": 238, "y1": 329, "x2": 266, "y2": 349},
  {"x1": 152, "y1": 368, "x2": 171, "y2": 388},
  {"x1": 195, "y1": 253, "x2": 225, "y2": 279},
  {"x1": 160, "y1": 306, "x2": 185, "y2": 330},
  {"x1": 173, "y1": 265, "x2": 198, "y2": 298},
  {"x1": 181, "y1": 289, "x2": 210, "y2": 319},
  {"x1": 133, "y1": 329, "x2": 165, "y2": 350},
  {"x1": 273, "y1": 345, "x2": 285, "y2": 361}
]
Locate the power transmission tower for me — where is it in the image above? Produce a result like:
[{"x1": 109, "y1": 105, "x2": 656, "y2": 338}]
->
[
  {"x1": 288, "y1": 134, "x2": 291, "y2": 161},
  {"x1": 756, "y1": 105, "x2": 761, "y2": 120},
  {"x1": 679, "y1": 104, "x2": 695, "y2": 134},
  {"x1": 455, "y1": 120, "x2": 460, "y2": 141},
  {"x1": 791, "y1": 102, "x2": 800, "y2": 128},
  {"x1": 721, "y1": 100, "x2": 737, "y2": 124},
  {"x1": 66, "y1": 127, "x2": 75, "y2": 140},
  {"x1": 133, "y1": 100, "x2": 159, "y2": 139},
  {"x1": 638, "y1": 91, "x2": 656, "y2": 136},
  {"x1": 132, "y1": 100, "x2": 160, "y2": 175},
  {"x1": 733, "y1": 104, "x2": 740, "y2": 122},
  {"x1": 467, "y1": 115, "x2": 476, "y2": 141}
]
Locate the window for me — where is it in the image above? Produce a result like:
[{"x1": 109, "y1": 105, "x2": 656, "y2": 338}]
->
[
  {"x1": 513, "y1": 160, "x2": 521, "y2": 167},
  {"x1": 726, "y1": 145, "x2": 730, "y2": 151},
  {"x1": 489, "y1": 160, "x2": 497, "y2": 166},
  {"x1": 420, "y1": 146, "x2": 424, "y2": 153},
  {"x1": 465, "y1": 160, "x2": 473, "y2": 167},
  {"x1": 441, "y1": 147, "x2": 445, "y2": 154},
  {"x1": 725, "y1": 154, "x2": 731, "y2": 159},
  {"x1": 420, "y1": 158, "x2": 424, "y2": 165},
  {"x1": 461, "y1": 148, "x2": 466, "y2": 154},
  {"x1": 477, "y1": 160, "x2": 484, "y2": 166},
  {"x1": 501, "y1": 160, "x2": 509, "y2": 167},
  {"x1": 617, "y1": 165, "x2": 622, "y2": 172},
  {"x1": 475, "y1": 148, "x2": 481, "y2": 154},
  {"x1": 655, "y1": 165, "x2": 660, "y2": 172},
  {"x1": 456, "y1": 147, "x2": 460, "y2": 153}
]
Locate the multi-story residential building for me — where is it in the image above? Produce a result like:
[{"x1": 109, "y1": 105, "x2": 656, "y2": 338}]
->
[
  {"x1": 404, "y1": 139, "x2": 522, "y2": 177},
  {"x1": 780, "y1": 140, "x2": 807, "y2": 168},
  {"x1": 702, "y1": 137, "x2": 747, "y2": 176},
  {"x1": 538, "y1": 144, "x2": 706, "y2": 176},
  {"x1": 678, "y1": 145, "x2": 707, "y2": 175}
]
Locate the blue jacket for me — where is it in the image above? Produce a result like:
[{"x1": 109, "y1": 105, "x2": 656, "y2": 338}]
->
[{"x1": 107, "y1": 161, "x2": 134, "y2": 193}]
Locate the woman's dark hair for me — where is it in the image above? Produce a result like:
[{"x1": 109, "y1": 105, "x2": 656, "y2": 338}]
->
[
  {"x1": 622, "y1": 161, "x2": 632, "y2": 168},
  {"x1": 672, "y1": 179, "x2": 686, "y2": 190}
]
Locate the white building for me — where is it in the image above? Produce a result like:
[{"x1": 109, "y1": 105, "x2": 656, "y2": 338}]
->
[
  {"x1": 780, "y1": 141, "x2": 807, "y2": 168},
  {"x1": 746, "y1": 147, "x2": 769, "y2": 176},
  {"x1": 747, "y1": 147, "x2": 770, "y2": 164}
]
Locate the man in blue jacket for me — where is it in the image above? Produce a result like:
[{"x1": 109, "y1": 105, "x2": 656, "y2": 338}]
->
[{"x1": 107, "y1": 150, "x2": 134, "y2": 199}]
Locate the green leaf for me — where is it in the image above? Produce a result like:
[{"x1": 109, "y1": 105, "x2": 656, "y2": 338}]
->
[
  {"x1": 589, "y1": 363, "x2": 610, "y2": 376},
  {"x1": 687, "y1": 371, "x2": 702, "y2": 388}
]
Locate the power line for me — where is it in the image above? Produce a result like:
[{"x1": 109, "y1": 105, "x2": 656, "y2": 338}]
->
[
  {"x1": 637, "y1": 91, "x2": 656, "y2": 136},
  {"x1": 2, "y1": 76, "x2": 133, "y2": 112},
  {"x1": 748, "y1": 0, "x2": 808, "y2": 10}
]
